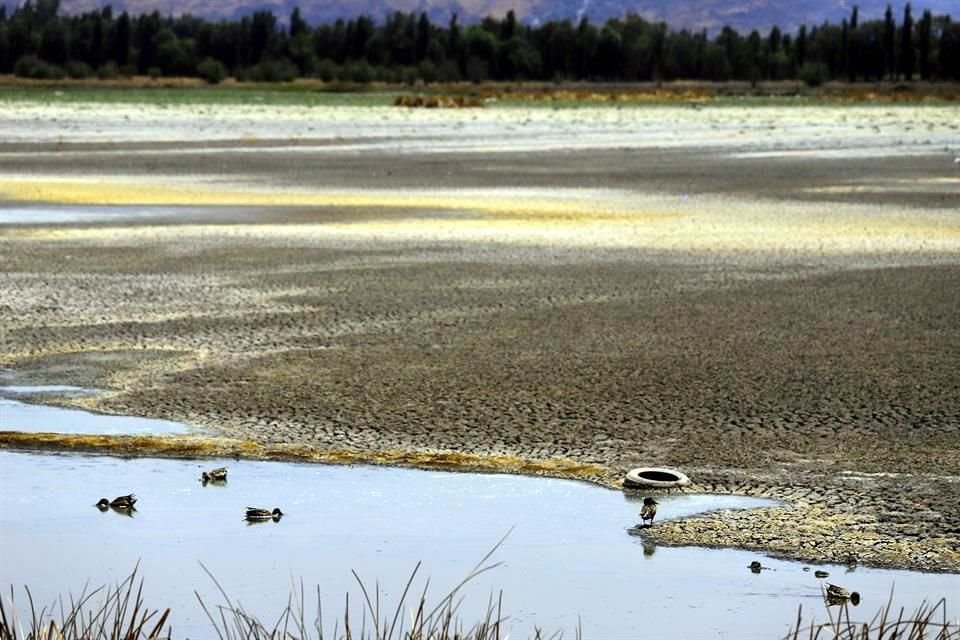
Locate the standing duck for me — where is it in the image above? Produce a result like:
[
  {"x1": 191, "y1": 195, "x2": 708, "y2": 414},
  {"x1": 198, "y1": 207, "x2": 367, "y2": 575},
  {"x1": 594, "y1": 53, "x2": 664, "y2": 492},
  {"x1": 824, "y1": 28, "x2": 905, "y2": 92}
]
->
[{"x1": 640, "y1": 497, "x2": 658, "y2": 527}]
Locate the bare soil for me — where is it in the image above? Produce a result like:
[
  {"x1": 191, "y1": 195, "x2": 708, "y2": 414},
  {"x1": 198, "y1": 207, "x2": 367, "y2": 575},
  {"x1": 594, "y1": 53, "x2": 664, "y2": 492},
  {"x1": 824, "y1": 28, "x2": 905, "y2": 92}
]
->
[{"x1": 1, "y1": 100, "x2": 958, "y2": 572}]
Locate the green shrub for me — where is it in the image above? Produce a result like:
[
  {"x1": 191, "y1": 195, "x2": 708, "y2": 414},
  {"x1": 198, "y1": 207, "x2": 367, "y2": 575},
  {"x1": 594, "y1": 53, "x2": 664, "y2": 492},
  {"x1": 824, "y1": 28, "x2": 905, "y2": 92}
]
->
[
  {"x1": 65, "y1": 60, "x2": 93, "y2": 79},
  {"x1": 314, "y1": 58, "x2": 337, "y2": 82},
  {"x1": 13, "y1": 55, "x2": 65, "y2": 79},
  {"x1": 249, "y1": 58, "x2": 299, "y2": 82},
  {"x1": 342, "y1": 59, "x2": 373, "y2": 83},
  {"x1": 197, "y1": 57, "x2": 228, "y2": 84},
  {"x1": 147, "y1": 66, "x2": 162, "y2": 79},
  {"x1": 418, "y1": 60, "x2": 438, "y2": 84},
  {"x1": 799, "y1": 61, "x2": 830, "y2": 87},
  {"x1": 437, "y1": 60, "x2": 462, "y2": 82},
  {"x1": 96, "y1": 62, "x2": 119, "y2": 79}
]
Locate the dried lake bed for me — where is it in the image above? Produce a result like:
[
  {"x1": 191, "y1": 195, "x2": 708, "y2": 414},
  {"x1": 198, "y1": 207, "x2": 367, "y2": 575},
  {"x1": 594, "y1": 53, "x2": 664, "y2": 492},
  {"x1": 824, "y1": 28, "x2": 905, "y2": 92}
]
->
[{"x1": 1, "y1": 93, "x2": 959, "y2": 589}]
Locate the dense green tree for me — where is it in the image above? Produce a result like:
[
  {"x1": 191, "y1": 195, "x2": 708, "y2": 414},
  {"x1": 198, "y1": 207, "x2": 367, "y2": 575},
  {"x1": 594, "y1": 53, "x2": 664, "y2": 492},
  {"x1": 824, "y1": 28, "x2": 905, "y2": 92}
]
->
[
  {"x1": 574, "y1": 17, "x2": 598, "y2": 79},
  {"x1": 415, "y1": 12, "x2": 430, "y2": 62},
  {"x1": 900, "y1": 4, "x2": 914, "y2": 79},
  {"x1": 883, "y1": 4, "x2": 896, "y2": 79},
  {"x1": 249, "y1": 10, "x2": 277, "y2": 64},
  {"x1": 795, "y1": 24, "x2": 807, "y2": 69},
  {"x1": 918, "y1": 9, "x2": 932, "y2": 80},
  {"x1": 112, "y1": 11, "x2": 131, "y2": 67},
  {"x1": 0, "y1": 3, "x2": 955, "y2": 85},
  {"x1": 848, "y1": 5, "x2": 859, "y2": 80},
  {"x1": 135, "y1": 11, "x2": 162, "y2": 73},
  {"x1": 941, "y1": 18, "x2": 960, "y2": 80},
  {"x1": 289, "y1": 7, "x2": 308, "y2": 38},
  {"x1": 38, "y1": 17, "x2": 67, "y2": 64},
  {"x1": 0, "y1": 23, "x2": 10, "y2": 72}
]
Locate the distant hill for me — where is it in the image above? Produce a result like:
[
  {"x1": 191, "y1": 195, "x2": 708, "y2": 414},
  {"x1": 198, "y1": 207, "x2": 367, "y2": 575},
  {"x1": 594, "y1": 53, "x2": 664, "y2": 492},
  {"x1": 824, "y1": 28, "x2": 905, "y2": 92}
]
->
[{"x1": 4, "y1": 0, "x2": 956, "y2": 33}]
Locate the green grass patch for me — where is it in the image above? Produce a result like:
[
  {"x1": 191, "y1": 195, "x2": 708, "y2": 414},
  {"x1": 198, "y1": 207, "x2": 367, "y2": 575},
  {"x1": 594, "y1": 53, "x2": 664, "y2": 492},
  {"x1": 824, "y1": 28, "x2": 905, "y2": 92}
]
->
[{"x1": 0, "y1": 83, "x2": 400, "y2": 107}]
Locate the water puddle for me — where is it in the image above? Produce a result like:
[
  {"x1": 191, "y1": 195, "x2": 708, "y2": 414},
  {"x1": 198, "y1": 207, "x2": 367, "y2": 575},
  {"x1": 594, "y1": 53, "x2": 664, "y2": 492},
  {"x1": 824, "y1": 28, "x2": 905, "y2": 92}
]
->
[
  {"x1": 0, "y1": 386, "x2": 188, "y2": 435},
  {"x1": 1, "y1": 448, "x2": 956, "y2": 639},
  {"x1": 0, "y1": 204, "x2": 239, "y2": 225}
]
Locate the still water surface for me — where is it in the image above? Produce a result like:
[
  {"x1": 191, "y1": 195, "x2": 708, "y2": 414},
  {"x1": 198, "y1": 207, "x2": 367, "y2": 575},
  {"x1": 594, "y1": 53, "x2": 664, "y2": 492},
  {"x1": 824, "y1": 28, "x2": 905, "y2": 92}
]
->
[
  {"x1": 0, "y1": 398, "x2": 957, "y2": 639},
  {"x1": 0, "y1": 386, "x2": 187, "y2": 435}
]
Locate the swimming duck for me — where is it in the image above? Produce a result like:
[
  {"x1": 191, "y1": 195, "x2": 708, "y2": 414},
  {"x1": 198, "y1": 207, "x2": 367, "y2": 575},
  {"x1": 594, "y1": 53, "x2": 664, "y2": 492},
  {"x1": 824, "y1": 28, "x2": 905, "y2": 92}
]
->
[
  {"x1": 201, "y1": 467, "x2": 228, "y2": 484},
  {"x1": 96, "y1": 494, "x2": 137, "y2": 510},
  {"x1": 245, "y1": 507, "x2": 283, "y2": 522},
  {"x1": 825, "y1": 584, "x2": 861, "y2": 606},
  {"x1": 640, "y1": 497, "x2": 658, "y2": 526}
]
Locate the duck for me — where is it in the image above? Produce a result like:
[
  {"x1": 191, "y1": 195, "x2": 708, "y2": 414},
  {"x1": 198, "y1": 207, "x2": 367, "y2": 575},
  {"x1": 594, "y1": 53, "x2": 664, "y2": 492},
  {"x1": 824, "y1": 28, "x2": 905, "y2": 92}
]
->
[
  {"x1": 245, "y1": 507, "x2": 283, "y2": 522},
  {"x1": 640, "y1": 497, "x2": 658, "y2": 527},
  {"x1": 825, "y1": 583, "x2": 861, "y2": 606},
  {"x1": 201, "y1": 467, "x2": 228, "y2": 484},
  {"x1": 96, "y1": 494, "x2": 137, "y2": 510}
]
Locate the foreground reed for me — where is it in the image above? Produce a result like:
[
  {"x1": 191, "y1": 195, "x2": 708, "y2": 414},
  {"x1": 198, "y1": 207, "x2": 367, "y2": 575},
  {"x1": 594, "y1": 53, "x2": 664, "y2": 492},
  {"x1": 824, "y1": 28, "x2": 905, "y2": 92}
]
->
[
  {"x1": 1, "y1": 530, "x2": 574, "y2": 640},
  {"x1": 786, "y1": 589, "x2": 959, "y2": 640},
  {"x1": 3, "y1": 550, "x2": 954, "y2": 639},
  {"x1": 191, "y1": 530, "x2": 564, "y2": 640},
  {"x1": 0, "y1": 563, "x2": 170, "y2": 640}
]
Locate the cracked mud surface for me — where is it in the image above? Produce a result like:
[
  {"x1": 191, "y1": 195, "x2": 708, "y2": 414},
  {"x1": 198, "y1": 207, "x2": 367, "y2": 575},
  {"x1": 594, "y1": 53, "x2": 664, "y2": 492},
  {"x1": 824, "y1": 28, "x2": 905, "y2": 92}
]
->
[{"x1": 1, "y1": 98, "x2": 959, "y2": 572}]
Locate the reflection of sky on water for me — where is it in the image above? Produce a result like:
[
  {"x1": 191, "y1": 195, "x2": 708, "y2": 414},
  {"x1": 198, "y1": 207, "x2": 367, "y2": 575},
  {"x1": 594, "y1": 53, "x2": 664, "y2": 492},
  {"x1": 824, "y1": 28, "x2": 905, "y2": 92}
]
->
[
  {"x1": 0, "y1": 205, "x2": 211, "y2": 224},
  {"x1": 1, "y1": 448, "x2": 956, "y2": 640},
  {"x1": 0, "y1": 386, "x2": 188, "y2": 435}
]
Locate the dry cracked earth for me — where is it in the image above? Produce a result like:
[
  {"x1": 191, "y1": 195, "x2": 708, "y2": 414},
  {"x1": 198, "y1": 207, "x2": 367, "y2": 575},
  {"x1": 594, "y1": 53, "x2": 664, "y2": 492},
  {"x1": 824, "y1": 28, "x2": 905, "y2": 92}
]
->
[{"x1": 1, "y1": 98, "x2": 959, "y2": 572}]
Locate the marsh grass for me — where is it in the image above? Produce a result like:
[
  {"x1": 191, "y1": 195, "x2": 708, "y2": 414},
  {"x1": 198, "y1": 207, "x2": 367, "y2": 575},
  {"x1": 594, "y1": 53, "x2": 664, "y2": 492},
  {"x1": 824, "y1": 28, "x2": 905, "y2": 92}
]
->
[
  {"x1": 0, "y1": 563, "x2": 170, "y2": 640},
  {"x1": 786, "y1": 588, "x2": 959, "y2": 640},
  {"x1": 1, "y1": 529, "x2": 576, "y2": 640}
]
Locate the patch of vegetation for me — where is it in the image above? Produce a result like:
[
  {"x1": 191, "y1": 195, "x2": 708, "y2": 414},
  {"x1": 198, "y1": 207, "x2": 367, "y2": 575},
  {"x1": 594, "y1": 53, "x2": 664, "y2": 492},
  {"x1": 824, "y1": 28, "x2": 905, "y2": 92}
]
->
[
  {"x1": 0, "y1": 83, "x2": 398, "y2": 107},
  {"x1": 0, "y1": 532, "x2": 577, "y2": 640},
  {"x1": 0, "y1": 564, "x2": 169, "y2": 640},
  {"x1": 785, "y1": 591, "x2": 959, "y2": 640}
]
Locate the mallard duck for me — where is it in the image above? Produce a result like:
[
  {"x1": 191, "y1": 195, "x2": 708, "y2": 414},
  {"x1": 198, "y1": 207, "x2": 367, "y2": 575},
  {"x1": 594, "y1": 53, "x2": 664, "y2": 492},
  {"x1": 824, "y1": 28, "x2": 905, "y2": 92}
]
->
[
  {"x1": 245, "y1": 507, "x2": 283, "y2": 521},
  {"x1": 826, "y1": 584, "x2": 861, "y2": 606},
  {"x1": 201, "y1": 467, "x2": 228, "y2": 484},
  {"x1": 96, "y1": 494, "x2": 137, "y2": 510},
  {"x1": 640, "y1": 497, "x2": 658, "y2": 526}
]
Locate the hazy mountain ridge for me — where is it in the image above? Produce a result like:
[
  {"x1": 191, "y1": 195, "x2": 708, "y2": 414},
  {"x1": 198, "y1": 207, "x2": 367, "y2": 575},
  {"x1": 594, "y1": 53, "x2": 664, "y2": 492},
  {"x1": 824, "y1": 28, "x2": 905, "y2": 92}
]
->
[{"x1": 5, "y1": 0, "x2": 956, "y2": 32}]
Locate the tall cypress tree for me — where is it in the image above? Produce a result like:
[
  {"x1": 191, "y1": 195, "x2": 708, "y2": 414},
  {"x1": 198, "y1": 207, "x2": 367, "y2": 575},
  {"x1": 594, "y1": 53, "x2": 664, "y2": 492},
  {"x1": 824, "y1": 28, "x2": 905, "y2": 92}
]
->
[
  {"x1": 795, "y1": 24, "x2": 807, "y2": 69},
  {"x1": 900, "y1": 4, "x2": 914, "y2": 80},
  {"x1": 113, "y1": 11, "x2": 131, "y2": 66},
  {"x1": 848, "y1": 6, "x2": 859, "y2": 81},
  {"x1": 917, "y1": 9, "x2": 932, "y2": 80},
  {"x1": 883, "y1": 4, "x2": 896, "y2": 79}
]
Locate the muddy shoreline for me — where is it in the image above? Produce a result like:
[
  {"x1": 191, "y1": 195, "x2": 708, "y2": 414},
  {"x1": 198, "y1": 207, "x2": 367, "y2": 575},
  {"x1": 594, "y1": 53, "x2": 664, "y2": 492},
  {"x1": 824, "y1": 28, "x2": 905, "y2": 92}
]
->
[{"x1": 1, "y1": 98, "x2": 959, "y2": 573}]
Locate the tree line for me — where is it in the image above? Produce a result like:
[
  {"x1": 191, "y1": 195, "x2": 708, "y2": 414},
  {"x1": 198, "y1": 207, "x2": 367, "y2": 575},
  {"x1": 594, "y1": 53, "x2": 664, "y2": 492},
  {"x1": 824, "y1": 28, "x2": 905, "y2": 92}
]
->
[{"x1": 1, "y1": 0, "x2": 958, "y2": 85}]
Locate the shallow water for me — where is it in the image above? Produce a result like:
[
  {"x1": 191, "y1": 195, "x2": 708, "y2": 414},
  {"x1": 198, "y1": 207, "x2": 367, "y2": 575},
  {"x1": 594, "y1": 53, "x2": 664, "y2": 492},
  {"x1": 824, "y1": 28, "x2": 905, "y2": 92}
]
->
[
  {"x1": 0, "y1": 204, "x2": 217, "y2": 224},
  {"x1": 0, "y1": 386, "x2": 187, "y2": 435},
  {"x1": 1, "y1": 448, "x2": 957, "y2": 640}
]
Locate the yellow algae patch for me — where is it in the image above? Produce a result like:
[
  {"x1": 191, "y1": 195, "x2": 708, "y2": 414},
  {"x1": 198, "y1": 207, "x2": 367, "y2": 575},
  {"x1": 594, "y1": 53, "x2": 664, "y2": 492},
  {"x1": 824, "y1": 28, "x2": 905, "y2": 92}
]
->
[
  {"x1": 0, "y1": 431, "x2": 251, "y2": 457},
  {"x1": 0, "y1": 430, "x2": 608, "y2": 483},
  {"x1": 0, "y1": 177, "x2": 654, "y2": 221}
]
